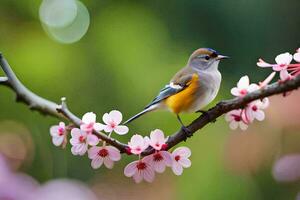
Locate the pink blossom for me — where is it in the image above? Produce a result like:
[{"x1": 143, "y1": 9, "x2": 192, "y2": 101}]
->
[
  {"x1": 230, "y1": 76, "x2": 259, "y2": 97},
  {"x1": 225, "y1": 109, "x2": 249, "y2": 130},
  {"x1": 99, "y1": 110, "x2": 129, "y2": 135},
  {"x1": 257, "y1": 50, "x2": 300, "y2": 81},
  {"x1": 124, "y1": 156, "x2": 155, "y2": 183},
  {"x1": 148, "y1": 129, "x2": 167, "y2": 151},
  {"x1": 145, "y1": 151, "x2": 172, "y2": 173},
  {"x1": 245, "y1": 98, "x2": 269, "y2": 122},
  {"x1": 128, "y1": 134, "x2": 150, "y2": 155},
  {"x1": 50, "y1": 122, "x2": 67, "y2": 147},
  {"x1": 171, "y1": 147, "x2": 191, "y2": 175},
  {"x1": 70, "y1": 128, "x2": 99, "y2": 156},
  {"x1": 280, "y1": 69, "x2": 292, "y2": 81},
  {"x1": 88, "y1": 146, "x2": 121, "y2": 169},
  {"x1": 293, "y1": 48, "x2": 300, "y2": 62},
  {"x1": 257, "y1": 52, "x2": 293, "y2": 71},
  {"x1": 80, "y1": 112, "x2": 102, "y2": 133}
]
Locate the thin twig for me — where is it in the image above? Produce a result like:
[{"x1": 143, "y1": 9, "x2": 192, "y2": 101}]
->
[{"x1": 0, "y1": 53, "x2": 300, "y2": 156}]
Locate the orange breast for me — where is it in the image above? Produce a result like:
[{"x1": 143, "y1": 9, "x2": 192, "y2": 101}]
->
[{"x1": 165, "y1": 74, "x2": 199, "y2": 114}]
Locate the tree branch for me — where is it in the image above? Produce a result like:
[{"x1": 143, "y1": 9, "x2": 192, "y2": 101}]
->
[
  {"x1": 149, "y1": 76, "x2": 300, "y2": 155},
  {"x1": 0, "y1": 53, "x2": 300, "y2": 156},
  {"x1": 0, "y1": 53, "x2": 128, "y2": 152}
]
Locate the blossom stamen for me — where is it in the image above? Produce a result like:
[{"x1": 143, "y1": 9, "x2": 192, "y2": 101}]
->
[
  {"x1": 136, "y1": 161, "x2": 146, "y2": 170},
  {"x1": 98, "y1": 149, "x2": 108, "y2": 157}
]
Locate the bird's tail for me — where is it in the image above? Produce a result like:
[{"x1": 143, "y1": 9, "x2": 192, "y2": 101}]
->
[{"x1": 123, "y1": 105, "x2": 157, "y2": 125}]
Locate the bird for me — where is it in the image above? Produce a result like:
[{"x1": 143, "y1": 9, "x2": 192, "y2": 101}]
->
[{"x1": 124, "y1": 48, "x2": 229, "y2": 135}]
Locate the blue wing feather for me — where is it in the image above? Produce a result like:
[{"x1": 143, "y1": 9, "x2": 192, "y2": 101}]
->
[{"x1": 144, "y1": 85, "x2": 183, "y2": 109}]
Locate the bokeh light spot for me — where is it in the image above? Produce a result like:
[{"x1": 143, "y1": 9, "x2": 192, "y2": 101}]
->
[
  {"x1": 39, "y1": 0, "x2": 78, "y2": 28},
  {"x1": 40, "y1": 0, "x2": 90, "y2": 44}
]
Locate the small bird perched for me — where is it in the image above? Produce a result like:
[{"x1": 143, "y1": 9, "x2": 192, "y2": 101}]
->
[{"x1": 124, "y1": 48, "x2": 229, "y2": 135}]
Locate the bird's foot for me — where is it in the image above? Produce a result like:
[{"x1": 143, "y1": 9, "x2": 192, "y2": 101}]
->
[
  {"x1": 196, "y1": 110, "x2": 216, "y2": 123},
  {"x1": 181, "y1": 126, "x2": 193, "y2": 138}
]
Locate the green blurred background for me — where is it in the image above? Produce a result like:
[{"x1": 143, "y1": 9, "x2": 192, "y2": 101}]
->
[{"x1": 0, "y1": 0, "x2": 300, "y2": 199}]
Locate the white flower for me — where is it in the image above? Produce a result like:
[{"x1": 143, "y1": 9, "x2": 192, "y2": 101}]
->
[
  {"x1": 99, "y1": 110, "x2": 129, "y2": 135},
  {"x1": 294, "y1": 48, "x2": 300, "y2": 62},
  {"x1": 128, "y1": 134, "x2": 150, "y2": 155},
  {"x1": 171, "y1": 147, "x2": 192, "y2": 175},
  {"x1": 146, "y1": 151, "x2": 172, "y2": 173},
  {"x1": 124, "y1": 156, "x2": 155, "y2": 183},
  {"x1": 225, "y1": 109, "x2": 248, "y2": 131},
  {"x1": 88, "y1": 146, "x2": 121, "y2": 169},
  {"x1": 70, "y1": 128, "x2": 99, "y2": 156},
  {"x1": 50, "y1": 122, "x2": 67, "y2": 147},
  {"x1": 257, "y1": 52, "x2": 293, "y2": 71},
  {"x1": 245, "y1": 98, "x2": 269, "y2": 122},
  {"x1": 80, "y1": 112, "x2": 102, "y2": 133},
  {"x1": 148, "y1": 129, "x2": 167, "y2": 151},
  {"x1": 231, "y1": 76, "x2": 259, "y2": 97}
]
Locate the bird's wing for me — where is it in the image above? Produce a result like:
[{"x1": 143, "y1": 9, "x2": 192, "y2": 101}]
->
[{"x1": 144, "y1": 74, "x2": 195, "y2": 109}]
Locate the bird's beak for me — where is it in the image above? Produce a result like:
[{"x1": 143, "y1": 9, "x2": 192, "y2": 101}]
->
[{"x1": 216, "y1": 55, "x2": 230, "y2": 60}]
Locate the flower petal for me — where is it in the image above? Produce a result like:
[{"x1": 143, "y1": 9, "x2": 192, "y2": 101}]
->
[
  {"x1": 239, "y1": 122, "x2": 248, "y2": 131},
  {"x1": 129, "y1": 134, "x2": 144, "y2": 147},
  {"x1": 172, "y1": 162, "x2": 183, "y2": 176},
  {"x1": 255, "y1": 110, "x2": 265, "y2": 121},
  {"x1": 93, "y1": 123, "x2": 104, "y2": 132},
  {"x1": 50, "y1": 126, "x2": 59, "y2": 137},
  {"x1": 179, "y1": 158, "x2": 191, "y2": 168},
  {"x1": 102, "y1": 113, "x2": 111, "y2": 124},
  {"x1": 229, "y1": 121, "x2": 239, "y2": 130},
  {"x1": 280, "y1": 69, "x2": 291, "y2": 81},
  {"x1": 143, "y1": 166, "x2": 155, "y2": 182},
  {"x1": 149, "y1": 129, "x2": 165, "y2": 150},
  {"x1": 104, "y1": 125, "x2": 113, "y2": 133},
  {"x1": 161, "y1": 151, "x2": 173, "y2": 167},
  {"x1": 294, "y1": 52, "x2": 300, "y2": 62},
  {"x1": 124, "y1": 161, "x2": 138, "y2": 177},
  {"x1": 257, "y1": 58, "x2": 273, "y2": 67},
  {"x1": 103, "y1": 157, "x2": 114, "y2": 169},
  {"x1": 59, "y1": 122, "x2": 65, "y2": 128},
  {"x1": 275, "y1": 52, "x2": 293, "y2": 65},
  {"x1": 173, "y1": 147, "x2": 191, "y2": 158},
  {"x1": 82, "y1": 112, "x2": 96, "y2": 124},
  {"x1": 71, "y1": 144, "x2": 87, "y2": 156},
  {"x1": 248, "y1": 84, "x2": 260, "y2": 93},
  {"x1": 153, "y1": 160, "x2": 166, "y2": 173},
  {"x1": 87, "y1": 134, "x2": 99, "y2": 146},
  {"x1": 106, "y1": 146, "x2": 121, "y2": 161},
  {"x1": 109, "y1": 110, "x2": 122, "y2": 125},
  {"x1": 88, "y1": 146, "x2": 100, "y2": 159},
  {"x1": 91, "y1": 157, "x2": 103, "y2": 169},
  {"x1": 71, "y1": 128, "x2": 81, "y2": 138},
  {"x1": 113, "y1": 125, "x2": 129, "y2": 135},
  {"x1": 52, "y1": 136, "x2": 64, "y2": 146},
  {"x1": 237, "y1": 76, "x2": 249, "y2": 89},
  {"x1": 230, "y1": 87, "x2": 240, "y2": 96},
  {"x1": 133, "y1": 171, "x2": 143, "y2": 183}
]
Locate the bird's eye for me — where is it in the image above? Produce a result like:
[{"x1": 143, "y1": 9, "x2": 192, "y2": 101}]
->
[{"x1": 205, "y1": 55, "x2": 210, "y2": 60}]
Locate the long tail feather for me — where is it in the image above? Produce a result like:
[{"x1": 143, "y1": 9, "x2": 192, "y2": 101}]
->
[{"x1": 123, "y1": 105, "x2": 156, "y2": 125}]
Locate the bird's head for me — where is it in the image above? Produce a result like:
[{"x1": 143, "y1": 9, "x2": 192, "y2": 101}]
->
[{"x1": 188, "y1": 48, "x2": 229, "y2": 71}]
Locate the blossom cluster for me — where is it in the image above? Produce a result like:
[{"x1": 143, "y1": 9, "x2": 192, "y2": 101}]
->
[
  {"x1": 225, "y1": 74, "x2": 273, "y2": 130},
  {"x1": 50, "y1": 110, "x2": 191, "y2": 183},
  {"x1": 257, "y1": 48, "x2": 300, "y2": 81},
  {"x1": 124, "y1": 130, "x2": 191, "y2": 183},
  {"x1": 225, "y1": 48, "x2": 300, "y2": 130}
]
